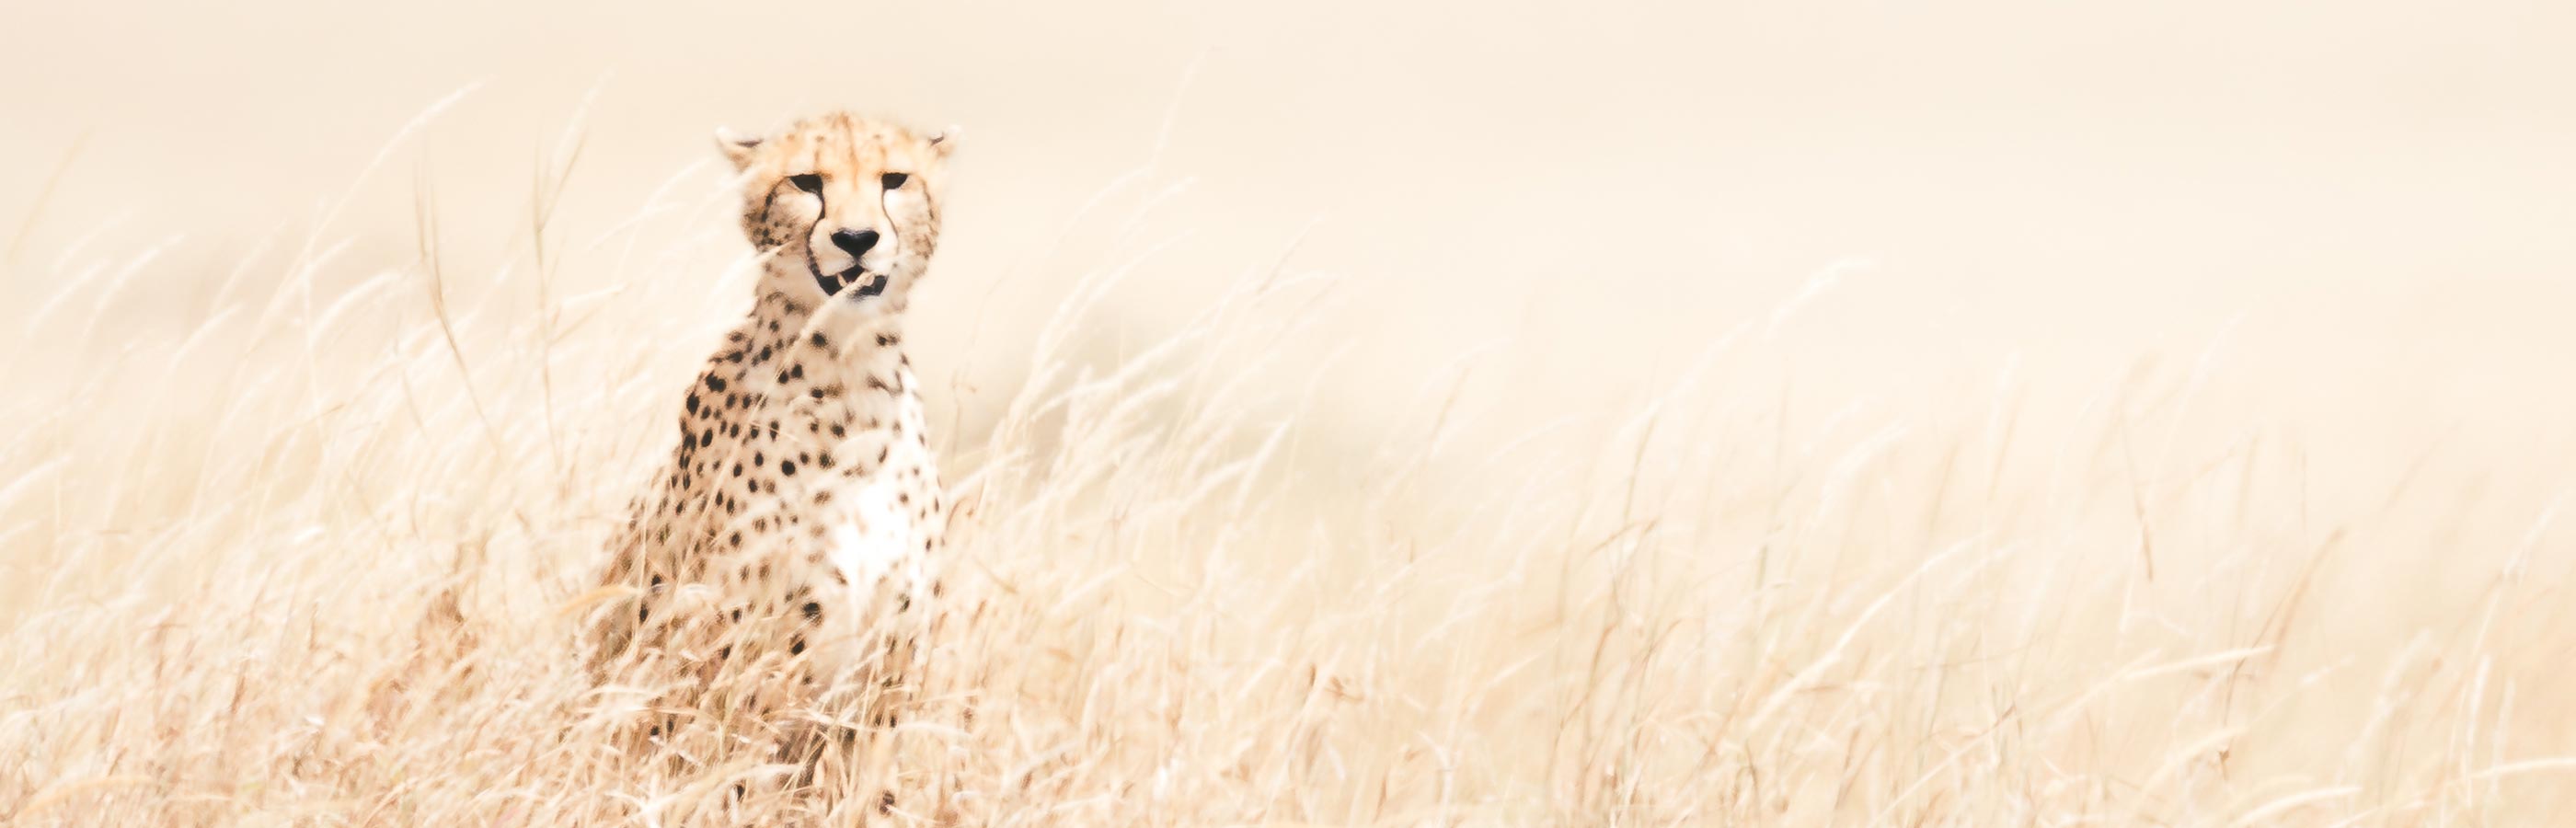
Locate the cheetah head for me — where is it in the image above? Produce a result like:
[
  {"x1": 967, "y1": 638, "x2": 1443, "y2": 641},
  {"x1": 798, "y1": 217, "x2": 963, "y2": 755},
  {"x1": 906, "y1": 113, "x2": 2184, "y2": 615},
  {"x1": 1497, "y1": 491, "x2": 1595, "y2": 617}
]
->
[{"x1": 718, "y1": 112, "x2": 956, "y2": 311}]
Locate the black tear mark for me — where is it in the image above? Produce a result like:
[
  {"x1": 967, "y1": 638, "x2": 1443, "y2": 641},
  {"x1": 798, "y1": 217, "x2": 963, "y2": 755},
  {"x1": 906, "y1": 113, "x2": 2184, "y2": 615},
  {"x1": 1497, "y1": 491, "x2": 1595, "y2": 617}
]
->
[{"x1": 802, "y1": 178, "x2": 834, "y2": 293}]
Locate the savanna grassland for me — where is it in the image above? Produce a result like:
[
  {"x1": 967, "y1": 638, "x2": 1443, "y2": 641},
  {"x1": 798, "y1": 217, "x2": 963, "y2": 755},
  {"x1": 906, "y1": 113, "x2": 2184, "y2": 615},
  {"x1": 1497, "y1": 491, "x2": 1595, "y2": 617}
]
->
[
  {"x1": 5, "y1": 3, "x2": 2576, "y2": 822},
  {"x1": 3, "y1": 105, "x2": 2572, "y2": 825}
]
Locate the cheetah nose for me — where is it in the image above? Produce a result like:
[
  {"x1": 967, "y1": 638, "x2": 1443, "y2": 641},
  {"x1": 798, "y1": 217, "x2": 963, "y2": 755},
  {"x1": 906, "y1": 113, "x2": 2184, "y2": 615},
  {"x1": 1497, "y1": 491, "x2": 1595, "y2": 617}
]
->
[{"x1": 830, "y1": 228, "x2": 880, "y2": 259}]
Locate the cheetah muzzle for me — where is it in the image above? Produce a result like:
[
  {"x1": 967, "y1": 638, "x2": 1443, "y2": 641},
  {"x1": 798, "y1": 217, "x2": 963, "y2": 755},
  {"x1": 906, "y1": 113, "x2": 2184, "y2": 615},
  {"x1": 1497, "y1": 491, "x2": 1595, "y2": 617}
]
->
[{"x1": 815, "y1": 268, "x2": 890, "y2": 300}]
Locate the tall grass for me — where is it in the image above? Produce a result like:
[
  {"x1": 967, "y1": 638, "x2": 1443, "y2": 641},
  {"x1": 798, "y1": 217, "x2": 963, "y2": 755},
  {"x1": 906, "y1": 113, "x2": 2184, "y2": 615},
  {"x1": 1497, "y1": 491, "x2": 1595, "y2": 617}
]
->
[{"x1": 2, "y1": 112, "x2": 2571, "y2": 826}]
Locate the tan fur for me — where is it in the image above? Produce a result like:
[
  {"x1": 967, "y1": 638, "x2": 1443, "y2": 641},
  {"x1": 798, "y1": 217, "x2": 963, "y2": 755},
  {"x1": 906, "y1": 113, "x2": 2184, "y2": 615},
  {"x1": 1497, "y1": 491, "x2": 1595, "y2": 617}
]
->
[{"x1": 583, "y1": 113, "x2": 958, "y2": 761}]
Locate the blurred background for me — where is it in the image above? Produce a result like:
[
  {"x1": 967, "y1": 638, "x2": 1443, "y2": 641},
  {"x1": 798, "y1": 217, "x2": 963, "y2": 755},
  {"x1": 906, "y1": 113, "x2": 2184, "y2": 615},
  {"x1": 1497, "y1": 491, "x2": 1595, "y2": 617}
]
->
[
  {"x1": 6, "y1": 0, "x2": 2571, "y2": 445},
  {"x1": 0, "y1": 0, "x2": 2569, "y2": 604}
]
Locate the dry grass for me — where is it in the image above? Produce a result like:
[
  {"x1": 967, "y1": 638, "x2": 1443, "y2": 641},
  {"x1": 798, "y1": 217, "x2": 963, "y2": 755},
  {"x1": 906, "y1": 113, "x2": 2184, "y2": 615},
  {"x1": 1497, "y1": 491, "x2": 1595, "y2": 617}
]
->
[{"x1": 2, "y1": 112, "x2": 2571, "y2": 827}]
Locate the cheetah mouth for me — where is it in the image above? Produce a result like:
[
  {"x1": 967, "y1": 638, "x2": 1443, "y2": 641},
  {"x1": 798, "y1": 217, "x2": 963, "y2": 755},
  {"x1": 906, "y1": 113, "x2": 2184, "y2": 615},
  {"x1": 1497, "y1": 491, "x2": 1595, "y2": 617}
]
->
[{"x1": 813, "y1": 267, "x2": 889, "y2": 300}]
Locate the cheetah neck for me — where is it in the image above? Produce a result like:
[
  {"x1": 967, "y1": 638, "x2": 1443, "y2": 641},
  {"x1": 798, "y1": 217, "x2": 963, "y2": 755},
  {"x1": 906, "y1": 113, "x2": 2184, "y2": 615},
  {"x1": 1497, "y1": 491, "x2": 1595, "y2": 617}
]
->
[{"x1": 727, "y1": 290, "x2": 916, "y2": 418}]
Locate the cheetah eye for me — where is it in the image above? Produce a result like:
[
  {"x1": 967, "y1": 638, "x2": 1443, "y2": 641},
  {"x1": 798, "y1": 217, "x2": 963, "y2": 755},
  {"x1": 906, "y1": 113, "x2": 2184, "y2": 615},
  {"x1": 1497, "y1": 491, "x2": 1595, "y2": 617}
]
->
[
  {"x1": 880, "y1": 173, "x2": 909, "y2": 190},
  {"x1": 788, "y1": 174, "x2": 823, "y2": 193}
]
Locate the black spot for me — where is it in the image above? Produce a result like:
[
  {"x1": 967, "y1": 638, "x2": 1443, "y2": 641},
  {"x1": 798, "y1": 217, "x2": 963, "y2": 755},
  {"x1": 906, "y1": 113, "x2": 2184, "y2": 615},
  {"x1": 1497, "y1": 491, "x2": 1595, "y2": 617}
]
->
[
  {"x1": 753, "y1": 452, "x2": 765, "y2": 466},
  {"x1": 801, "y1": 601, "x2": 822, "y2": 620},
  {"x1": 732, "y1": 464, "x2": 744, "y2": 477},
  {"x1": 707, "y1": 376, "x2": 728, "y2": 392},
  {"x1": 789, "y1": 363, "x2": 804, "y2": 380},
  {"x1": 757, "y1": 346, "x2": 773, "y2": 362},
  {"x1": 700, "y1": 430, "x2": 716, "y2": 447},
  {"x1": 811, "y1": 332, "x2": 828, "y2": 348},
  {"x1": 810, "y1": 387, "x2": 827, "y2": 399},
  {"x1": 685, "y1": 394, "x2": 700, "y2": 415},
  {"x1": 830, "y1": 423, "x2": 846, "y2": 438},
  {"x1": 780, "y1": 461, "x2": 797, "y2": 477},
  {"x1": 789, "y1": 637, "x2": 807, "y2": 655},
  {"x1": 877, "y1": 334, "x2": 898, "y2": 347},
  {"x1": 729, "y1": 531, "x2": 743, "y2": 546}
]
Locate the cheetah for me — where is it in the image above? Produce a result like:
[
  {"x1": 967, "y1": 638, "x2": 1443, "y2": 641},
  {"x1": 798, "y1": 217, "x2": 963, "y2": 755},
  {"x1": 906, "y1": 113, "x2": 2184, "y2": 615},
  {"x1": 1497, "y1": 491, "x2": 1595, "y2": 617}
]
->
[{"x1": 584, "y1": 112, "x2": 957, "y2": 746}]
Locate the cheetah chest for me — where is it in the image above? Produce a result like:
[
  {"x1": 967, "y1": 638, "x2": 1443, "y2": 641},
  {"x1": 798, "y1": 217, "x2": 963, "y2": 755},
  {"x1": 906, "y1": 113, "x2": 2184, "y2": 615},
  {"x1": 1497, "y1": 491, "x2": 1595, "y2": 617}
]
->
[
  {"x1": 790, "y1": 439, "x2": 942, "y2": 673},
  {"x1": 826, "y1": 471, "x2": 928, "y2": 594},
  {"x1": 604, "y1": 311, "x2": 947, "y2": 672}
]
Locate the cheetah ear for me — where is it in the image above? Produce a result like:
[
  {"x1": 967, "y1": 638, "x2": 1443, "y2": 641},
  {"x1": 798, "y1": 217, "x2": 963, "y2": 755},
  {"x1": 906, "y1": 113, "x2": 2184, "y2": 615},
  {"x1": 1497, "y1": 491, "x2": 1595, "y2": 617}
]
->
[
  {"x1": 926, "y1": 125, "x2": 961, "y2": 158},
  {"x1": 714, "y1": 126, "x2": 762, "y2": 170}
]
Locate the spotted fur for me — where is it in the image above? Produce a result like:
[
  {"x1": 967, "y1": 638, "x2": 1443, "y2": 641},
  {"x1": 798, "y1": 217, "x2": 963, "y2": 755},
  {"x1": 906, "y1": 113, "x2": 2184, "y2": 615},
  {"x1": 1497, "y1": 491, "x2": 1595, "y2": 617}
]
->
[{"x1": 585, "y1": 112, "x2": 957, "y2": 739}]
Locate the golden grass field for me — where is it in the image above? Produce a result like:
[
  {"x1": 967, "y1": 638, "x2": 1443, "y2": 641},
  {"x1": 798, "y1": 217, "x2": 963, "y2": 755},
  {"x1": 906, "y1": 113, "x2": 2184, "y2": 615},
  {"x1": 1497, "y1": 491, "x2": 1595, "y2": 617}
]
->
[{"x1": 5, "y1": 2, "x2": 2576, "y2": 824}]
